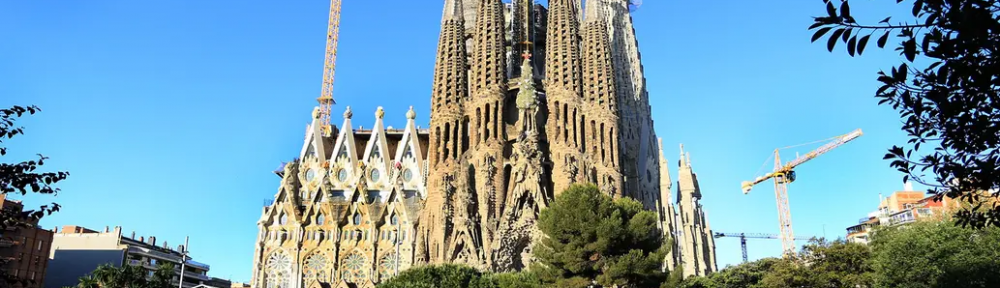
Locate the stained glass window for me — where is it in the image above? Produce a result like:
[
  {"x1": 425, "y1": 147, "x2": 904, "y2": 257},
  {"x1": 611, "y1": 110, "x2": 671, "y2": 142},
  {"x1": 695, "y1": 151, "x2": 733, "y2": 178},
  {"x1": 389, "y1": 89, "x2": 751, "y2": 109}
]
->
[
  {"x1": 279, "y1": 214, "x2": 287, "y2": 226},
  {"x1": 370, "y1": 169, "x2": 381, "y2": 182},
  {"x1": 337, "y1": 169, "x2": 348, "y2": 182},
  {"x1": 341, "y1": 252, "x2": 367, "y2": 283},
  {"x1": 402, "y1": 168, "x2": 413, "y2": 182},
  {"x1": 305, "y1": 168, "x2": 317, "y2": 182},
  {"x1": 378, "y1": 253, "x2": 399, "y2": 280},
  {"x1": 265, "y1": 251, "x2": 291, "y2": 288},
  {"x1": 303, "y1": 253, "x2": 330, "y2": 281},
  {"x1": 317, "y1": 214, "x2": 325, "y2": 225},
  {"x1": 353, "y1": 213, "x2": 361, "y2": 225}
]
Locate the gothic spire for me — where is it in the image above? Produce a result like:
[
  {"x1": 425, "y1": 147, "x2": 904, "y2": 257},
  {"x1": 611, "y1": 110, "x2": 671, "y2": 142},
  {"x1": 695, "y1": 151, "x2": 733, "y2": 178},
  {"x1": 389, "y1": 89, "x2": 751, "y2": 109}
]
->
[
  {"x1": 431, "y1": 0, "x2": 469, "y2": 109},
  {"x1": 470, "y1": 0, "x2": 507, "y2": 96},
  {"x1": 544, "y1": 0, "x2": 583, "y2": 95},
  {"x1": 582, "y1": 0, "x2": 616, "y2": 109},
  {"x1": 441, "y1": 0, "x2": 463, "y2": 22}
]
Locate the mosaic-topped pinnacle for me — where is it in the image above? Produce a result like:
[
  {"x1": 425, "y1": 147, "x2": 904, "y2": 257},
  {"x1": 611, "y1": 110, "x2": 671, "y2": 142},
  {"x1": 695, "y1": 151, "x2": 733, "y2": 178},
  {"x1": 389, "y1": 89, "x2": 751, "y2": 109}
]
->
[
  {"x1": 376, "y1": 106, "x2": 385, "y2": 119},
  {"x1": 311, "y1": 106, "x2": 321, "y2": 120},
  {"x1": 406, "y1": 106, "x2": 416, "y2": 120},
  {"x1": 344, "y1": 106, "x2": 353, "y2": 119}
]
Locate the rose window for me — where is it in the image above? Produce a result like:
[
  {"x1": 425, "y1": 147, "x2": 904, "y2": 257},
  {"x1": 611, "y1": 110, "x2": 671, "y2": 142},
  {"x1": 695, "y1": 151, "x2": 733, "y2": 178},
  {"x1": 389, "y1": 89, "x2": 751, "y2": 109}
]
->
[
  {"x1": 378, "y1": 253, "x2": 399, "y2": 279},
  {"x1": 264, "y1": 251, "x2": 291, "y2": 288},
  {"x1": 303, "y1": 253, "x2": 330, "y2": 281},
  {"x1": 341, "y1": 252, "x2": 367, "y2": 283}
]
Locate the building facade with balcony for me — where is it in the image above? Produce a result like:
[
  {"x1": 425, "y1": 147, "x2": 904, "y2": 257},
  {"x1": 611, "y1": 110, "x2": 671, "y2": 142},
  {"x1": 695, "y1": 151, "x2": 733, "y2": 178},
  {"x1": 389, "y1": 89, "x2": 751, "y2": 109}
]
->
[
  {"x1": 845, "y1": 183, "x2": 960, "y2": 244},
  {"x1": 44, "y1": 225, "x2": 211, "y2": 288},
  {"x1": 0, "y1": 194, "x2": 54, "y2": 288}
]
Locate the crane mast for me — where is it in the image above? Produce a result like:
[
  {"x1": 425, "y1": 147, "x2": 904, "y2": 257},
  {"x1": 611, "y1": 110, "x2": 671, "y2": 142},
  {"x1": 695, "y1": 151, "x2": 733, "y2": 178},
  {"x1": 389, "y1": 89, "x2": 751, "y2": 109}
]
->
[
  {"x1": 741, "y1": 128, "x2": 863, "y2": 256},
  {"x1": 317, "y1": 0, "x2": 342, "y2": 137}
]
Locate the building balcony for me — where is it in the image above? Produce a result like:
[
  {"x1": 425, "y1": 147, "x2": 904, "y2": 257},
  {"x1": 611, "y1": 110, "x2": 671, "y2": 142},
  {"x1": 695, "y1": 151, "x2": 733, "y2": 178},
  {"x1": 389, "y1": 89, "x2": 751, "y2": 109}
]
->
[
  {"x1": 175, "y1": 267, "x2": 211, "y2": 281},
  {"x1": 185, "y1": 260, "x2": 210, "y2": 271}
]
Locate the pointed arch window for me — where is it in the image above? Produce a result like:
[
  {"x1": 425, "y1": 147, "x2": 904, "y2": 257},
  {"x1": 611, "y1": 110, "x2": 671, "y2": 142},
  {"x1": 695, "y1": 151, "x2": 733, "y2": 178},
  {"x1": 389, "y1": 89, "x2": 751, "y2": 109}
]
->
[
  {"x1": 317, "y1": 214, "x2": 326, "y2": 225},
  {"x1": 353, "y1": 213, "x2": 362, "y2": 225},
  {"x1": 391, "y1": 214, "x2": 399, "y2": 225},
  {"x1": 279, "y1": 214, "x2": 287, "y2": 226}
]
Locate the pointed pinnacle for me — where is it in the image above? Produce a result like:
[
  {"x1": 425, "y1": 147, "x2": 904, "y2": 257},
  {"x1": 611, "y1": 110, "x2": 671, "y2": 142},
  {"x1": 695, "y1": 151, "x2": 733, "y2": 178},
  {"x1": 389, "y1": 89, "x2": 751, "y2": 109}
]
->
[
  {"x1": 442, "y1": 0, "x2": 464, "y2": 22},
  {"x1": 584, "y1": 0, "x2": 605, "y2": 22}
]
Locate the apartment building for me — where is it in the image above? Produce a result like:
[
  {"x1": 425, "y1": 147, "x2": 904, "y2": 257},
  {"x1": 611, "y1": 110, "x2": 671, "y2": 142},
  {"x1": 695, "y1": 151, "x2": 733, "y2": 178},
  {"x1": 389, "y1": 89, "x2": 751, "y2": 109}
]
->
[
  {"x1": 0, "y1": 194, "x2": 54, "y2": 288},
  {"x1": 44, "y1": 225, "x2": 211, "y2": 288},
  {"x1": 845, "y1": 183, "x2": 958, "y2": 244}
]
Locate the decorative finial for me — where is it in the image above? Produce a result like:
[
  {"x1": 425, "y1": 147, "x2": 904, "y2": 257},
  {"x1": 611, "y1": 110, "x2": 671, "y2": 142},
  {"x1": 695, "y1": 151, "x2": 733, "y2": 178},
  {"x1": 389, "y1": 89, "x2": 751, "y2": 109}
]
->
[
  {"x1": 311, "y1": 106, "x2": 322, "y2": 120},
  {"x1": 679, "y1": 143, "x2": 687, "y2": 167},
  {"x1": 406, "y1": 106, "x2": 416, "y2": 120},
  {"x1": 343, "y1": 106, "x2": 353, "y2": 119},
  {"x1": 376, "y1": 106, "x2": 385, "y2": 119}
]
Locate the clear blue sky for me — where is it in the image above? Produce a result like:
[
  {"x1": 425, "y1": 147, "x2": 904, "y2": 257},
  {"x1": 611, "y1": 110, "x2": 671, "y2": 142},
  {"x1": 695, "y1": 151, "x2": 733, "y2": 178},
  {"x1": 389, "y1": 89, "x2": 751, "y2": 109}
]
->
[{"x1": 2, "y1": 0, "x2": 918, "y2": 282}]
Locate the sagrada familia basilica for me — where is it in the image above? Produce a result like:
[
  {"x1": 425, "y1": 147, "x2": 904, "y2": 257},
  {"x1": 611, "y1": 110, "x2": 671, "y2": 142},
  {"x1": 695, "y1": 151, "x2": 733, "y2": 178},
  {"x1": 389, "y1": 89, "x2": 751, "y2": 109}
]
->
[{"x1": 250, "y1": 1, "x2": 717, "y2": 287}]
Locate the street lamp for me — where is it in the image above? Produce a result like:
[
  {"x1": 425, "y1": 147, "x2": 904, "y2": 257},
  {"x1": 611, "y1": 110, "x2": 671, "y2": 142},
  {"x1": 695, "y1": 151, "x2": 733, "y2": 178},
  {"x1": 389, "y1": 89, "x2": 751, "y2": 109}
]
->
[{"x1": 178, "y1": 236, "x2": 189, "y2": 288}]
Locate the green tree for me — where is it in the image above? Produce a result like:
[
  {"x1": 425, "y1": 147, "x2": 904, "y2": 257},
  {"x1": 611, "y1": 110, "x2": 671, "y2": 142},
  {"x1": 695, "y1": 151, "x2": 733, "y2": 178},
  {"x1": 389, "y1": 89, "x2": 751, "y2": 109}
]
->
[
  {"x1": 663, "y1": 264, "x2": 685, "y2": 288},
  {"x1": 706, "y1": 258, "x2": 780, "y2": 288},
  {"x1": 74, "y1": 263, "x2": 176, "y2": 288},
  {"x1": 533, "y1": 184, "x2": 669, "y2": 288},
  {"x1": 807, "y1": 0, "x2": 1000, "y2": 228},
  {"x1": 870, "y1": 219, "x2": 1000, "y2": 287},
  {"x1": 759, "y1": 239, "x2": 874, "y2": 288},
  {"x1": 1, "y1": 105, "x2": 69, "y2": 285},
  {"x1": 376, "y1": 264, "x2": 494, "y2": 288}
]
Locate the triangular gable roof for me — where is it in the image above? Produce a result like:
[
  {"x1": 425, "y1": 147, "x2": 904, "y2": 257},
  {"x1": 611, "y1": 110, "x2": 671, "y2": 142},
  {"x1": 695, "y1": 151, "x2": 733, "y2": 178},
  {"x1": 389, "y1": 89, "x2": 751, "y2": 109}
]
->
[
  {"x1": 330, "y1": 107, "x2": 362, "y2": 196},
  {"x1": 300, "y1": 107, "x2": 329, "y2": 160},
  {"x1": 392, "y1": 106, "x2": 426, "y2": 197},
  {"x1": 361, "y1": 107, "x2": 392, "y2": 188}
]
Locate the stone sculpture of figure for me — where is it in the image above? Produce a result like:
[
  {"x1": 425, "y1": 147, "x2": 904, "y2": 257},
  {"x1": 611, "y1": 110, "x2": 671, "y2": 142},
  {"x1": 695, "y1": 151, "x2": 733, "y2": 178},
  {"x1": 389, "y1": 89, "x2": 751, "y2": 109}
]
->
[
  {"x1": 393, "y1": 161, "x2": 404, "y2": 186},
  {"x1": 357, "y1": 161, "x2": 368, "y2": 195},
  {"x1": 282, "y1": 161, "x2": 300, "y2": 201},
  {"x1": 566, "y1": 155, "x2": 580, "y2": 182},
  {"x1": 484, "y1": 156, "x2": 496, "y2": 186}
]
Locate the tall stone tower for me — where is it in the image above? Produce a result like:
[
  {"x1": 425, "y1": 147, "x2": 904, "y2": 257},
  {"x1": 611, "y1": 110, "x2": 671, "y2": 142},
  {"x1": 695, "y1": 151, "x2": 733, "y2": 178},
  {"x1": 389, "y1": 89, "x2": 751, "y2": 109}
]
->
[
  {"x1": 581, "y1": 0, "x2": 624, "y2": 197},
  {"x1": 251, "y1": 1, "x2": 714, "y2": 287},
  {"x1": 674, "y1": 144, "x2": 718, "y2": 277}
]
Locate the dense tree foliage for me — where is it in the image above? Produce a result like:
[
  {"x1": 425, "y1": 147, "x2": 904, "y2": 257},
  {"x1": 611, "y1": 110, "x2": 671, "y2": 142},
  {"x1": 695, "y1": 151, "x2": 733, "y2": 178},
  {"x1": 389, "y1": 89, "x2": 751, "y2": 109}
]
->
[
  {"x1": 870, "y1": 219, "x2": 1000, "y2": 287},
  {"x1": 679, "y1": 218, "x2": 1000, "y2": 287},
  {"x1": 376, "y1": 264, "x2": 542, "y2": 288},
  {"x1": 532, "y1": 184, "x2": 669, "y2": 288},
  {"x1": 1, "y1": 105, "x2": 68, "y2": 285},
  {"x1": 73, "y1": 263, "x2": 176, "y2": 288},
  {"x1": 675, "y1": 239, "x2": 873, "y2": 288},
  {"x1": 807, "y1": 0, "x2": 1000, "y2": 228}
]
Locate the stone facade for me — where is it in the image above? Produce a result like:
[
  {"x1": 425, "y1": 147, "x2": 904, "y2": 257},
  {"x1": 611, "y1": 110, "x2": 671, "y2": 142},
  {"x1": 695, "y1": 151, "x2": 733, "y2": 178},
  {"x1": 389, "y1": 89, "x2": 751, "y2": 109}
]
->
[{"x1": 249, "y1": 1, "x2": 716, "y2": 287}]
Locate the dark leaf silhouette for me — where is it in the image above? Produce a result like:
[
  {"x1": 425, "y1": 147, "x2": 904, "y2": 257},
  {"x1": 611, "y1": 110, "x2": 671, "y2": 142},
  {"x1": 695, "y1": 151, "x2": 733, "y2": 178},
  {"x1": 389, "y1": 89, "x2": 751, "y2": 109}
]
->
[
  {"x1": 807, "y1": 0, "x2": 1000, "y2": 228},
  {"x1": 0, "y1": 105, "x2": 68, "y2": 286}
]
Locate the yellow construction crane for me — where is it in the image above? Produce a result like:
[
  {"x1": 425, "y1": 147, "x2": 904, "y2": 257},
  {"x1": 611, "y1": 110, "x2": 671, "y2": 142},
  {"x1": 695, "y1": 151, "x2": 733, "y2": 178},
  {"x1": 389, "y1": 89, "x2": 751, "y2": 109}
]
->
[
  {"x1": 317, "y1": 0, "x2": 342, "y2": 136},
  {"x1": 741, "y1": 128, "x2": 863, "y2": 256}
]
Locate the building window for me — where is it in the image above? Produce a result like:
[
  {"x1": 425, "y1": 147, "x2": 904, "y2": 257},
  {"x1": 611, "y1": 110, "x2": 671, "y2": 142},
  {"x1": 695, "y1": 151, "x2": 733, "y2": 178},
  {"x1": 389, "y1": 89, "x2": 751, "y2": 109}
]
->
[{"x1": 37, "y1": 240, "x2": 44, "y2": 251}]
